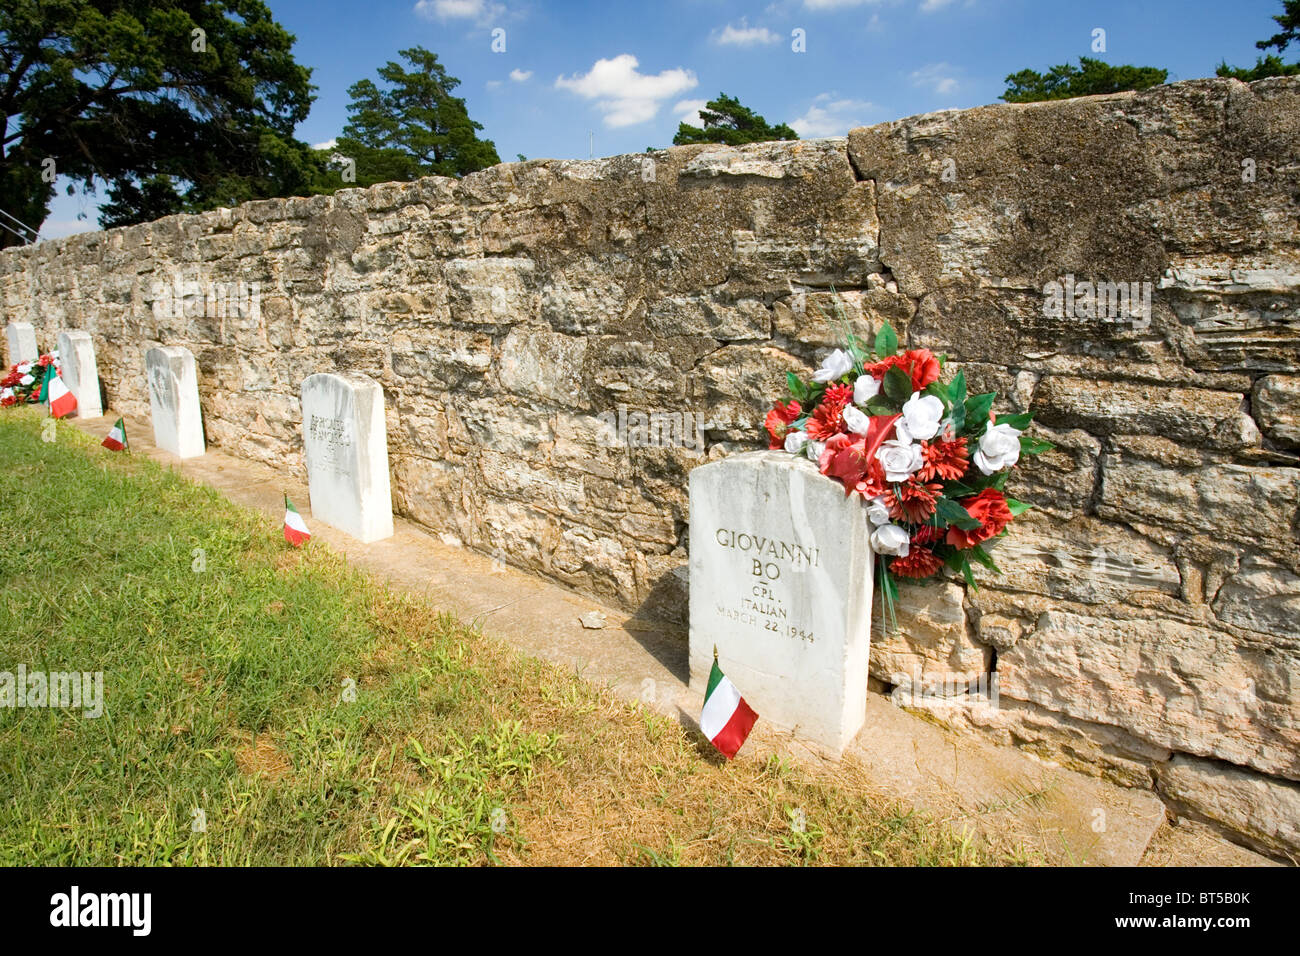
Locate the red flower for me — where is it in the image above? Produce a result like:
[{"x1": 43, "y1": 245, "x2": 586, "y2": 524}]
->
[
  {"x1": 823, "y1": 383, "x2": 853, "y2": 407},
  {"x1": 945, "y1": 488, "x2": 1013, "y2": 550},
  {"x1": 890, "y1": 545, "x2": 944, "y2": 579},
  {"x1": 818, "y1": 433, "x2": 869, "y2": 493},
  {"x1": 885, "y1": 478, "x2": 944, "y2": 523},
  {"x1": 869, "y1": 349, "x2": 941, "y2": 392},
  {"x1": 912, "y1": 524, "x2": 945, "y2": 546},
  {"x1": 0, "y1": 394, "x2": 15, "y2": 407},
  {"x1": 917, "y1": 436, "x2": 969, "y2": 482},
  {"x1": 806, "y1": 396, "x2": 848, "y2": 440},
  {"x1": 765, "y1": 399, "x2": 802, "y2": 448},
  {"x1": 37, "y1": 354, "x2": 53, "y2": 367}
]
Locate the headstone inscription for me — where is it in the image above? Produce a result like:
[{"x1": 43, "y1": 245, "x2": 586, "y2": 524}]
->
[
  {"x1": 688, "y1": 450, "x2": 874, "y2": 755},
  {"x1": 300, "y1": 372, "x2": 394, "y2": 543}
]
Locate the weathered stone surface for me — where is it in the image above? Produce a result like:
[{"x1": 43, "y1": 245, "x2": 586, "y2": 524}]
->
[
  {"x1": 1254, "y1": 374, "x2": 1300, "y2": 447},
  {"x1": 1035, "y1": 377, "x2": 1258, "y2": 451},
  {"x1": 870, "y1": 580, "x2": 989, "y2": 683},
  {"x1": 1156, "y1": 754, "x2": 1300, "y2": 857},
  {"x1": 689, "y1": 452, "x2": 873, "y2": 754},
  {"x1": 998, "y1": 609, "x2": 1299, "y2": 780}
]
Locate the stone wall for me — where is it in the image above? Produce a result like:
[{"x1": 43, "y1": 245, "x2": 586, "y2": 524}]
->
[{"x1": 3, "y1": 77, "x2": 1298, "y2": 856}]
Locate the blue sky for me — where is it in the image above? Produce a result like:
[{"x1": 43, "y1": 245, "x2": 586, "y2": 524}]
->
[{"x1": 40, "y1": 0, "x2": 1290, "y2": 238}]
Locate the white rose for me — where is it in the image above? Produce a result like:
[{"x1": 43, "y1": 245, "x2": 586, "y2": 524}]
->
[
  {"x1": 865, "y1": 496, "x2": 891, "y2": 527},
  {"x1": 19, "y1": 374, "x2": 34, "y2": 386},
  {"x1": 806, "y1": 440, "x2": 825, "y2": 463},
  {"x1": 854, "y1": 374, "x2": 881, "y2": 404},
  {"x1": 1, "y1": 387, "x2": 12, "y2": 400},
  {"x1": 876, "y1": 438, "x2": 924, "y2": 483},
  {"x1": 783, "y1": 430, "x2": 808, "y2": 455},
  {"x1": 813, "y1": 348, "x2": 854, "y2": 383},
  {"x1": 870, "y1": 523, "x2": 911, "y2": 557},
  {"x1": 842, "y1": 404, "x2": 871, "y2": 436},
  {"x1": 17, "y1": 362, "x2": 31, "y2": 374},
  {"x1": 895, "y1": 391, "x2": 944, "y2": 443},
  {"x1": 973, "y1": 422, "x2": 1022, "y2": 475}
]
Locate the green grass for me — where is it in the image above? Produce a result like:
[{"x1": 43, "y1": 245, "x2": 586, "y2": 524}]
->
[{"x1": 0, "y1": 408, "x2": 1012, "y2": 866}]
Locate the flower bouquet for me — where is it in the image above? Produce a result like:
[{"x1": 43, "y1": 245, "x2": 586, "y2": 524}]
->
[
  {"x1": 1, "y1": 351, "x2": 59, "y2": 407},
  {"x1": 763, "y1": 320, "x2": 1052, "y2": 626}
]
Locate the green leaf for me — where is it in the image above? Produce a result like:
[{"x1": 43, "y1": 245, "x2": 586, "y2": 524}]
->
[
  {"x1": 882, "y1": 366, "x2": 913, "y2": 404},
  {"x1": 1019, "y1": 434, "x2": 1055, "y2": 455},
  {"x1": 969, "y1": 545, "x2": 1001, "y2": 574},
  {"x1": 874, "y1": 321, "x2": 899, "y2": 358},
  {"x1": 922, "y1": 381, "x2": 950, "y2": 411},
  {"x1": 864, "y1": 396, "x2": 896, "y2": 417},
  {"x1": 962, "y1": 392, "x2": 996, "y2": 435},
  {"x1": 785, "y1": 372, "x2": 807, "y2": 403},
  {"x1": 995, "y1": 411, "x2": 1035, "y2": 430},
  {"x1": 959, "y1": 556, "x2": 979, "y2": 591},
  {"x1": 1006, "y1": 497, "x2": 1034, "y2": 517},
  {"x1": 948, "y1": 370, "x2": 967, "y2": 407},
  {"x1": 988, "y1": 469, "x2": 1009, "y2": 491},
  {"x1": 935, "y1": 497, "x2": 982, "y2": 530},
  {"x1": 942, "y1": 482, "x2": 977, "y2": 499}
]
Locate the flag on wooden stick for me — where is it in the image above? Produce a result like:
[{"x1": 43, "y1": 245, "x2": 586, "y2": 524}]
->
[
  {"x1": 38, "y1": 364, "x2": 76, "y2": 418},
  {"x1": 701, "y1": 649, "x2": 759, "y2": 760}
]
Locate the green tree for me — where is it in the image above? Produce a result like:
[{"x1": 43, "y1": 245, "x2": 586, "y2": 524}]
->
[
  {"x1": 331, "y1": 46, "x2": 499, "y2": 187},
  {"x1": 1217, "y1": 1, "x2": 1300, "y2": 80},
  {"x1": 672, "y1": 93, "x2": 798, "y2": 146},
  {"x1": 0, "y1": 0, "x2": 318, "y2": 243},
  {"x1": 1000, "y1": 57, "x2": 1168, "y2": 103}
]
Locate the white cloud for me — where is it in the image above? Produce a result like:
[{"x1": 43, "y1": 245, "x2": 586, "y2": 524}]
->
[
  {"x1": 920, "y1": 0, "x2": 956, "y2": 10},
  {"x1": 555, "y1": 54, "x2": 697, "y2": 128},
  {"x1": 789, "y1": 94, "x2": 876, "y2": 136},
  {"x1": 802, "y1": 0, "x2": 884, "y2": 9},
  {"x1": 311, "y1": 138, "x2": 337, "y2": 150},
  {"x1": 715, "y1": 19, "x2": 780, "y2": 46},
  {"x1": 509, "y1": 68, "x2": 532, "y2": 82},
  {"x1": 673, "y1": 98, "x2": 709, "y2": 127},
  {"x1": 910, "y1": 62, "x2": 959, "y2": 95},
  {"x1": 485, "y1": 79, "x2": 503, "y2": 90},
  {"x1": 414, "y1": 0, "x2": 504, "y2": 24}
]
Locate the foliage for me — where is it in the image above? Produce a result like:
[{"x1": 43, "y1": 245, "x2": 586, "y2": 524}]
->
[
  {"x1": 1000, "y1": 57, "x2": 1168, "y2": 103},
  {"x1": 672, "y1": 93, "x2": 798, "y2": 146}
]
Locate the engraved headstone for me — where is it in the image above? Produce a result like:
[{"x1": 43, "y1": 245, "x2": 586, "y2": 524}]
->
[
  {"x1": 145, "y1": 346, "x2": 205, "y2": 458},
  {"x1": 301, "y1": 372, "x2": 394, "y2": 543},
  {"x1": 5, "y1": 322, "x2": 38, "y2": 365},
  {"x1": 56, "y1": 331, "x2": 102, "y2": 418},
  {"x1": 689, "y1": 450, "x2": 874, "y2": 755}
]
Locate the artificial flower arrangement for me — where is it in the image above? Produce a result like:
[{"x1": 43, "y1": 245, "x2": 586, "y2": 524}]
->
[
  {"x1": 763, "y1": 320, "x2": 1052, "y2": 625},
  {"x1": 1, "y1": 351, "x2": 59, "y2": 407}
]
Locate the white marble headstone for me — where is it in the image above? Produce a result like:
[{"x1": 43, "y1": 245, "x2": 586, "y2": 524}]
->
[
  {"x1": 301, "y1": 372, "x2": 394, "y2": 543},
  {"x1": 689, "y1": 450, "x2": 874, "y2": 755},
  {"x1": 145, "y1": 346, "x2": 206, "y2": 458},
  {"x1": 56, "y1": 331, "x2": 102, "y2": 418},
  {"x1": 5, "y1": 322, "x2": 38, "y2": 365}
]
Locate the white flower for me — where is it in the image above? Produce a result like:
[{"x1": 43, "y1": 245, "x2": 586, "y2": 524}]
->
[
  {"x1": 870, "y1": 523, "x2": 911, "y2": 557},
  {"x1": 783, "y1": 430, "x2": 808, "y2": 455},
  {"x1": 49, "y1": 350, "x2": 59, "y2": 359},
  {"x1": 973, "y1": 422, "x2": 1022, "y2": 475},
  {"x1": 813, "y1": 348, "x2": 853, "y2": 383},
  {"x1": 806, "y1": 440, "x2": 825, "y2": 463},
  {"x1": 854, "y1": 374, "x2": 881, "y2": 404},
  {"x1": 842, "y1": 403, "x2": 871, "y2": 436},
  {"x1": 865, "y1": 496, "x2": 891, "y2": 527},
  {"x1": 895, "y1": 391, "x2": 944, "y2": 443},
  {"x1": 0, "y1": 387, "x2": 12, "y2": 400},
  {"x1": 17, "y1": 362, "x2": 31, "y2": 374},
  {"x1": 19, "y1": 374, "x2": 34, "y2": 386},
  {"x1": 876, "y1": 438, "x2": 924, "y2": 483}
]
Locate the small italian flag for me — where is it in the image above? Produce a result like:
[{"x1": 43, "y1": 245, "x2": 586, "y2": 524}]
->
[
  {"x1": 283, "y1": 495, "x2": 311, "y2": 547},
  {"x1": 101, "y1": 417, "x2": 128, "y2": 451},
  {"x1": 701, "y1": 651, "x2": 759, "y2": 760},
  {"x1": 39, "y1": 364, "x2": 77, "y2": 418}
]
